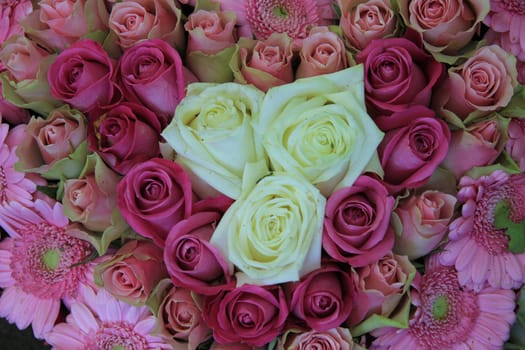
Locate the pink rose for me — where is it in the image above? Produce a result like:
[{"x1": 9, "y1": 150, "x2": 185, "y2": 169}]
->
[
  {"x1": 339, "y1": 0, "x2": 397, "y2": 51},
  {"x1": 0, "y1": 0, "x2": 32, "y2": 43},
  {"x1": 441, "y1": 118, "x2": 504, "y2": 179},
  {"x1": 234, "y1": 33, "x2": 294, "y2": 92},
  {"x1": 0, "y1": 34, "x2": 49, "y2": 82},
  {"x1": 433, "y1": 45, "x2": 518, "y2": 123},
  {"x1": 348, "y1": 253, "x2": 415, "y2": 326},
  {"x1": 117, "y1": 158, "x2": 193, "y2": 246},
  {"x1": 393, "y1": 191, "x2": 457, "y2": 259},
  {"x1": 15, "y1": 106, "x2": 87, "y2": 178},
  {"x1": 277, "y1": 327, "x2": 359, "y2": 350},
  {"x1": 164, "y1": 196, "x2": 235, "y2": 295},
  {"x1": 356, "y1": 37, "x2": 444, "y2": 118},
  {"x1": 288, "y1": 264, "x2": 354, "y2": 332},
  {"x1": 378, "y1": 108, "x2": 451, "y2": 193},
  {"x1": 95, "y1": 240, "x2": 168, "y2": 305},
  {"x1": 117, "y1": 38, "x2": 192, "y2": 127},
  {"x1": 202, "y1": 285, "x2": 289, "y2": 347},
  {"x1": 506, "y1": 118, "x2": 525, "y2": 171},
  {"x1": 296, "y1": 27, "x2": 348, "y2": 79},
  {"x1": 157, "y1": 282, "x2": 212, "y2": 350},
  {"x1": 108, "y1": 0, "x2": 185, "y2": 50},
  {"x1": 48, "y1": 39, "x2": 120, "y2": 113},
  {"x1": 62, "y1": 154, "x2": 120, "y2": 232},
  {"x1": 87, "y1": 102, "x2": 161, "y2": 174},
  {"x1": 323, "y1": 175, "x2": 395, "y2": 267},
  {"x1": 185, "y1": 9, "x2": 236, "y2": 55},
  {"x1": 399, "y1": 0, "x2": 489, "y2": 55}
]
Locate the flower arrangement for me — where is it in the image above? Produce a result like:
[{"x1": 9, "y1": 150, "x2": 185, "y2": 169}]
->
[{"x1": 0, "y1": 0, "x2": 524, "y2": 349}]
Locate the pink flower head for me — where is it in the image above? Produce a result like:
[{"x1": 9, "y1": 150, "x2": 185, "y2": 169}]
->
[
  {"x1": 45, "y1": 285, "x2": 173, "y2": 349},
  {"x1": 440, "y1": 170, "x2": 525, "y2": 291},
  {"x1": 0, "y1": 0, "x2": 32, "y2": 44},
  {"x1": 0, "y1": 200, "x2": 95, "y2": 339},
  {"x1": 371, "y1": 257, "x2": 516, "y2": 349}
]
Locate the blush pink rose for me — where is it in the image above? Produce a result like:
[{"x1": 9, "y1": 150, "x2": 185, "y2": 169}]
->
[
  {"x1": 87, "y1": 102, "x2": 161, "y2": 174},
  {"x1": 356, "y1": 37, "x2": 444, "y2": 118},
  {"x1": 277, "y1": 327, "x2": 359, "y2": 350},
  {"x1": 296, "y1": 27, "x2": 348, "y2": 79},
  {"x1": 378, "y1": 108, "x2": 451, "y2": 193},
  {"x1": 0, "y1": 0, "x2": 32, "y2": 44},
  {"x1": 185, "y1": 9, "x2": 236, "y2": 55},
  {"x1": 393, "y1": 191, "x2": 457, "y2": 259},
  {"x1": 48, "y1": 39, "x2": 120, "y2": 113},
  {"x1": 117, "y1": 38, "x2": 193, "y2": 127},
  {"x1": 339, "y1": 0, "x2": 397, "y2": 51},
  {"x1": 164, "y1": 196, "x2": 235, "y2": 295},
  {"x1": 96, "y1": 240, "x2": 168, "y2": 305},
  {"x1": 117, "y1": 158, "x2": 193, "y2": 246},
  {"x1": 506, "y1": 118, "x2": 525, "y2": 171},
  {"x1": 108, "y1": 0, "x2": 185, "y2": 50},
  {"x1": 348, "y1": 253, "x2": 415, "y2": 326},
  {"x1": 323, "y1": 175, "x2": 395, "y2": 267},
  {"x1": 288, "y1": 264, "x2": 354, "y2": 332},
  {"x1": 202, "y1": 285, "x2": 289, "y2": 347},
  {"x1": 441, "y1": 118, "x2": 504, "y2": 179},
  {"x1": 0, "y1": 35, "x2": 48, "y2": 82}
]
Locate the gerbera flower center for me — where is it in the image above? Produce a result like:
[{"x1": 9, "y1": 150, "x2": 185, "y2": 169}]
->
[
  {"x1": 431, "y1": 294, "x2": 449, "y2": 320},
  {"x1": 42, "y1": 248, "x2": 61, "y2": 270},
  {"x1": 93, "y1": 321, "x2": 148, "y2": 350},
  {"x1": 501, "y1": 0, "x2": 525, "y2": 14}
]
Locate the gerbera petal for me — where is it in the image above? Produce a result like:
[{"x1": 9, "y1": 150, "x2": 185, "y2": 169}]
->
[{"x1": 32, "y1": 298, "x2": 61, "y2": 339}]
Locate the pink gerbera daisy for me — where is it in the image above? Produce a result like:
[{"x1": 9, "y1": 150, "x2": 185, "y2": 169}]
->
[
  {"x1": 0, "y1": 199, "x2": 94, "y2": 338},
  {"x1": 45, "y1": 285, "x2": 173, "y2": 349},
  {"x1": 371, "y1": 256, "x2": 516, "y2": 349},
  {"x1": 439, "y1": 170, "x2": 525, "y2": 291},
  {"x1": 0, "y1": 122, "x2": 36, "y2": 207}
]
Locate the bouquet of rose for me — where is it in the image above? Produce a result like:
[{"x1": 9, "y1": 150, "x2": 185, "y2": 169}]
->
[{"x1": 0, "y1": 0, "x2": 524, "y2": 349}]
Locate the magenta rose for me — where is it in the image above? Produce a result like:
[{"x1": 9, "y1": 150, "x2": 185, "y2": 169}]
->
[
  {"x1": 288, "y1": 264, "x2": 354, "y2": 332},
  {"x1": 356, "y1": 37, "x2": 443, "y2": 118},
  {"x1": 48, "y1": 39, "x2": 120, "y2": 113},
  {"x1": 202, "y1": 285, "x2": 289, "y2": 347},
  {"x1": 506, "y1": 118, "x2": 525, "y2": 171},
  {"x1": 323, "y1": 175, "x2": 395, "y2": 267},
  {"x1": 117, "y1": 38, "x2": 191, "y2": 127},
  {"x1": 117, "y1": 158, "x2": 193, "y2": 246},
  {"x1": 95, "y1": 239, "x2": 168, "y2": 305},
  {"x1": 88, "y1": 102, "x2": 161, "y2": 174},
  {"x1": 164, "y1": 196, "x2": 235, "y2": 295},
  {"x1": 378, "y1": 107, "x2": 451, "y2": 193}
]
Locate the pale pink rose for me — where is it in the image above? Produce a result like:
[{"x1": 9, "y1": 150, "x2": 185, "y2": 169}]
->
[
  {"x1": 399, "y1": 0, "x2": 489, "y2": 55},
  {"x1": 338, "y1": 0, "x2": 397, "y2": 51},
  {"x1": 441, "y1": 118, "x2": 504, "y2": 179},
  {"x1": 349, "y1": 253, "x2": 415, "y2": 327},
  {"x1": 235, "y1": 33, "x2": 294, "y2": 92},
  {"x1": 0, "y1": 34, "x2": 49, "y2": 82},
  {"x1": 506, "y1": 118, "x2": 525, "y2": 171},
  {"x1": 96, "y1": 240, "x2": 168, "y2": 305},
  {"x1": 277, "y1": 327, "x2": 360, "y2": 350},
  {"x1": 108, "y1": 0, "x2": 185, "y2": 50},
  {"x1": 0, "y1": 0, "x2": 32, "y2": 44},
  {"x1": 296, "y1": 27, "x2": 348, "y2": 79},
  {"x1": 185, "y1": 9, "x2": 236, "y2": 55},
  {"x1": 433, "y1": 45, "x2": 518, "y2": 123},
  {"x1": 393, "y1": 191, "x2": 457, "y2": 259}
]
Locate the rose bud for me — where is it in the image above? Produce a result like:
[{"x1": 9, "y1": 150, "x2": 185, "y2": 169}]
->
[
  {"x1": 338, "y1": 0, "x2": 398, "y2": 51},
  {"x1": 94, "y1": 239, "x2": 168, "y2": 305},
  {"x1": 506, "y1": 118, "x2": 525, "y2": 171},
  {"x1": 392, "y1": 191, "x2": 457, "y2": 259},
  {"x1": 296, "y1": 27, "x2": 348, "y2": 79},
  {"x1": 441, "y1": 118, "x2": 505, "y2": 179},
  {"x1": 276, "y1": 327, "x2": 365, "y2": 350}
]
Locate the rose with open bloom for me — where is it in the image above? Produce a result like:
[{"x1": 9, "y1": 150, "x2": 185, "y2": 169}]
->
[
  {"x1": 0, "y1": 34, "x2": 49, "y2": 83},
  {"x1": 0, "y1": 0, "x2": 32, "y2": 44},
  {"x1": 277, "y1": 327, "x2": 365, "y2": 350},
  {"x1": 185, "y1": 9, "x2": 237, "y2": 55}
]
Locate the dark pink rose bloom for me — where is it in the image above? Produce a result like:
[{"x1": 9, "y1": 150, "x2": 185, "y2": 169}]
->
[
  {"x1": 0, "y1": 0, "x2": 32, "y2": 44},
  {"x1": 323, "y1": 175, "x2": 395, "y2": 267},
  {"x1": 117, "y1": 38, "x2": 193, "y2": 127},
  {"x1": 202, "y1": 285, "x2": 289, "y2": 347},
  {"x1": 88, "y1": 102, "x2": 161, "y2": 175},
  {"x1": 288, "y1": 264, "x2": 354, "y2": 331},
  {"x1": 48, "y1": 40, "x2": 120, "y2": 113},
  {"x1": 356, "y1": 37, "x2": 443, "y2": 118},
  {"x1": 164, "y1": 195, "x2": 235, "y2": 295},
  {"x1": 117, "y1": 158, "x2": 193, "y2": 246},
  {"x1": 506, "y1": 118, "x2": 525, "y2": 171},
  {"x1": 378, "y1": 107, "x2": 451, "y2": 193}
]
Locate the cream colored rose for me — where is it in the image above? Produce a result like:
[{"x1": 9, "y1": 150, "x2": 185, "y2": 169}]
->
[
  {"x1": 210, "y1": 173, "x2": 326, "y2": 286},
  {"x1": 161, "y1": 83, "x2": 266, "y2": 199},
  {"x1": 254, "y1": 65, "x2": 383, "y2": 197}
]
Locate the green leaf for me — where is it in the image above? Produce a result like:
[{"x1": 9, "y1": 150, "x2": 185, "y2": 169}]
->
[{"x1": 494, "y1": 200, "x2": 525, "y2": 254}]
